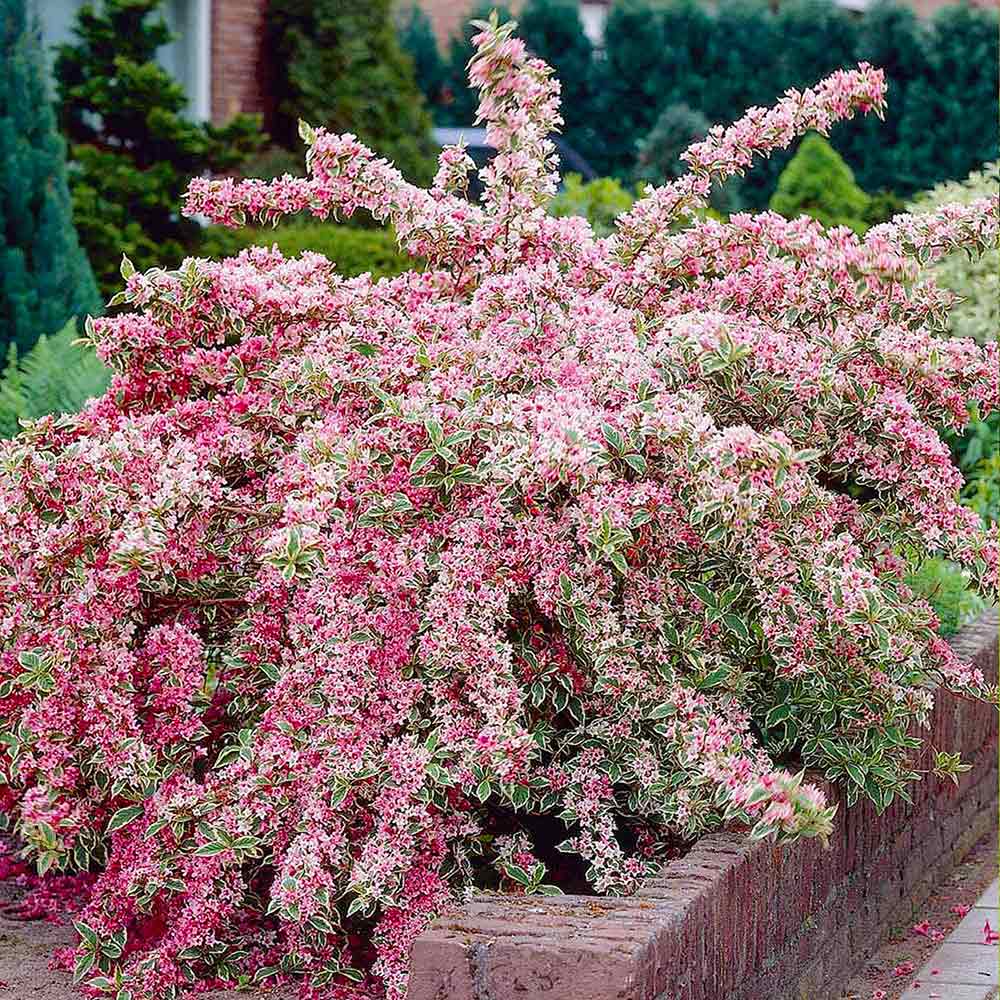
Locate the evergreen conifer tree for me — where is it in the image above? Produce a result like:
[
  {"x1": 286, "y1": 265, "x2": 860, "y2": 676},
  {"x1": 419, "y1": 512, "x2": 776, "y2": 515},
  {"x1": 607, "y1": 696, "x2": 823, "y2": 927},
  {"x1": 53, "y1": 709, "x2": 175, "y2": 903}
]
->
[
  {"x1": 841, "y1": 1, "x2": 927, "y2": 195},
  {"x1": 267, "y1": 0, "x2": 437, "y2": 184},
  {"x1": 518, "y1": 0, "x2": 594, "y2": 154},
  {"x1": 588, "y1": 0, "x2": 670, "y2": 177},
  {"x1": 702, "y1": 0, "x2": 779, "y2": 126},
  {"x1": 54, "y1": 0, "x2": 261, "y2": 298},
  {"x1": 894, "y1": 5, "x2": 999, "y2": 194},
  {"x1": 1, "y1": 0, "x2": 100, "y2": 356},
  {"x1": 397, "y1": 5, "x2": 446, "y2": 115},
  {"x1": 769, "y1": 133, "x2": 871, "y2": 234}
]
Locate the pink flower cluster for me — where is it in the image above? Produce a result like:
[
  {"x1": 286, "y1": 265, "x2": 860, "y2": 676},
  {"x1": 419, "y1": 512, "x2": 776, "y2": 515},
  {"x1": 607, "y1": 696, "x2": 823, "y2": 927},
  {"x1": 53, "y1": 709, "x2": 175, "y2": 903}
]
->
[{"x1": 1, "y1": 16, "x2": 996, "y2": 1000}]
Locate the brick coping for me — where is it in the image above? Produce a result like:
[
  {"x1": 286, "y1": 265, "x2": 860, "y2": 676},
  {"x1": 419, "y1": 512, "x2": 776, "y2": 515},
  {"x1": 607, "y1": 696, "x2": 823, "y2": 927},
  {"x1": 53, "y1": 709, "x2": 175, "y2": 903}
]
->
[{"x1": 408, "y1": 609, "x2": 999, "y2": 1000}]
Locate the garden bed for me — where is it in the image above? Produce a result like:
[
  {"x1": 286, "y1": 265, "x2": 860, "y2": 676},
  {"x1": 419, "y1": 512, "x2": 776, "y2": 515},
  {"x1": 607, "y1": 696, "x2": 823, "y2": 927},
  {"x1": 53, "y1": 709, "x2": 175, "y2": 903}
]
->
[
  {"x1": 407, "y1": 609, "x2": 999, "y2": 1000},
  {"x1": 0, "y1": 612, "x2": 995, "y2": 999}
]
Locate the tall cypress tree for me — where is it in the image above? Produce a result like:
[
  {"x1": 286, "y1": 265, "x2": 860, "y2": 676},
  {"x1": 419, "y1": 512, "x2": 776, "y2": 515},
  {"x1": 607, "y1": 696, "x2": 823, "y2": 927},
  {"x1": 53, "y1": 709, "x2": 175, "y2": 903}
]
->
[
  {"x1": 702, "y1": 0, "x2": 779, "y2": 126},
  {"x1": 518, "y1": 0, "x2": 594, "y2": 156},
  {"x1": 894, "y1": 5, "x2": 999, "y2": 194},
  {"x1": 55, "y1": 0, "x2": 262, "y2": 298},
  {"x1": 397, "y1": 5, "x2": 446, "y2": 115},
  {"x1": 1, "y1": 0, "x2": 100, "y2": 356},
  {"x1": 589, "y1": 0, "x2": 671, "y2": 177},
  {"x1": 838, "y1": 2, "x2": 928, "y2": 195}
]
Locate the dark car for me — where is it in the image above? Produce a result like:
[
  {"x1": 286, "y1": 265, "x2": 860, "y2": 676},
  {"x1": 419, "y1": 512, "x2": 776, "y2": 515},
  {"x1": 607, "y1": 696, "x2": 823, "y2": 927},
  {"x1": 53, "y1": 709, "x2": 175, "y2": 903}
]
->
[{"x1": 432, "y1": 126, "x2": 596, "y2": 201}]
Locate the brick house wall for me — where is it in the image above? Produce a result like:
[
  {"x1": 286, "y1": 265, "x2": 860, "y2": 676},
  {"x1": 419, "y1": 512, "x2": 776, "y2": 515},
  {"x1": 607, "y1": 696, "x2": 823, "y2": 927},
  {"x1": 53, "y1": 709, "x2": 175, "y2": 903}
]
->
[{"x1": 211, "y1": 0, "x2": 272, "y2": 125}]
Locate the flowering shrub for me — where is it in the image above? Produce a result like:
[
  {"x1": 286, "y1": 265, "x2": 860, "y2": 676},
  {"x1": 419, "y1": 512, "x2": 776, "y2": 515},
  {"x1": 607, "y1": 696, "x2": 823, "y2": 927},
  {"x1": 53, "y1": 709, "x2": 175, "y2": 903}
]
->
[
  {"x1": 908, "y1": 160, "x2": 999, "y2": 346},
  {"x1": 1, "y1": 15, "x2": 997, "y2": 1000}
]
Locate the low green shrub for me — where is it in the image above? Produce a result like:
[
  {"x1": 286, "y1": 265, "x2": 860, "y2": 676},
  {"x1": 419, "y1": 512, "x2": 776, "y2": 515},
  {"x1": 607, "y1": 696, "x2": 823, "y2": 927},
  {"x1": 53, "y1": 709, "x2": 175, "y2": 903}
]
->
[
  {"x1": 202, "y1": 222, "x2": 415, "y2": 279},
  {"x1": 770, "y1": 133, "x2": 871, "y2": 233},
  {"x1": 0, "y1": 319, "x2": 110, "y2": 438},
  {"x1": 906, "y1": 558, "x2": 986, "y2": 636},
  {"x1": 55, "y1": 0, "x2": 261, "y2": 299},
  {"x1": 548, "y1": 173, "x2": 635, "y2": 236}
]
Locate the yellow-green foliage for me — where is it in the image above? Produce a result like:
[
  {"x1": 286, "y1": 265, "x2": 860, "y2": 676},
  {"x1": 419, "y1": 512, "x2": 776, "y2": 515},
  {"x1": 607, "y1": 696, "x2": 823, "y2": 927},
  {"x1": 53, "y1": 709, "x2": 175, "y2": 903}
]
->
[
  {"x1": 202, "y1": 223, "x2": 415, "y2": 280},
  {"x1": 549, "y1": 173, "x2": 636, "y2": 236},
  {"x1": 908, "y1": 161, "x2": 999, "y2": 345},
  {"x1": 770, "y1": 133, "x2": 871, "y2": 234},
  {"x1": 906, "y1": 558, "x2": 986, "y2": 636}
]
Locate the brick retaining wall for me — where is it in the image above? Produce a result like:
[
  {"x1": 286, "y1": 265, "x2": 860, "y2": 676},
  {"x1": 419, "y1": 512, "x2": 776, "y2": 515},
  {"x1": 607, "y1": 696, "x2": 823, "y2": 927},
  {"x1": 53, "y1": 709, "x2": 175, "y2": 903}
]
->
[
  {"x1": 408, "y1": 609, "x2": 999, "y2": 1000},
  {"x1": 0, "y1": 613, "x2": 995, "y2": 999}
]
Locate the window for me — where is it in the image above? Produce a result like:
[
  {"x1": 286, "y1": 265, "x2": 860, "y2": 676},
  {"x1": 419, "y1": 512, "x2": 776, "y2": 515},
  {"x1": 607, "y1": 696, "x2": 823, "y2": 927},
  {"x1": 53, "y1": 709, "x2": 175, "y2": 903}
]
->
[{"x1": 31, "y1": 0, "x2": 211, "y2": 121}]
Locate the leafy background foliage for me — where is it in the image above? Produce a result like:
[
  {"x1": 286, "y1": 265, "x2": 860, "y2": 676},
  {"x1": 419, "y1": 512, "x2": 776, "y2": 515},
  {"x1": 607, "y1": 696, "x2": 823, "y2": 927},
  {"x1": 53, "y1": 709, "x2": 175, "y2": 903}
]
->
[
  {"x1": 402, "y1": 0, "x2": 999, "y2": 208},
  {"x1": 267, "y1": 0, "x2": 437, "y2": 184},
  {"x1": 0, "y1": 0, "x2": 99, "y2": 358},
  {"x1": 54, "y1": 0, "x2": 262, "y2": 298},
  {"x1": 0, "y1": 320, "x2": 109, "y2": 439}
]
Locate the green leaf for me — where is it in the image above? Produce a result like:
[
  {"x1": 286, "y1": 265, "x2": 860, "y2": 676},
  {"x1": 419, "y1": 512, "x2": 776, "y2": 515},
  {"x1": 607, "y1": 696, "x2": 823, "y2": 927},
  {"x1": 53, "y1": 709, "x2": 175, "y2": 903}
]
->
[
  {"x1": 723, "y1": 614, "x2": 749, "y2": 641},
  {"x1": 73, "y1": 922, "x2": 99, "y2": 952},
  {"x1": 623, "y1": 453, "x2": 647, "y2": 475},
  {"x1": 72, "y1": 951, "x2": 97, "y2": 983},
  {"x1": 687, "y1": 582, "x2": 716, "y2": 608},
  {"x1": 309, "y1": 914, "x2": 336, "y2": 935},
  {"x1": 298, "y1": 119, "x2": 317, "y2": 145},
  {"x1": 845, "y1": 763, "x2": 867, "y2": 788},
  {"x1": 503, "y1": 863, "x2": 532, "y2": 886},
  {"x1": 106, "y1": 805, "x2": 144, "y2": 835},
  {"x1": 699, "y1": 665, "x2": 730, "y2": 689},
  {"x1": 410, "y1": 449, "x2": 437, "y2": 473},
  {"x1": 602, "y1": 424, "x2": 624, "y2": 453},
  {"x1": 193, "y1": 841, "x2": 229, "y2": 857},
  {"x1": 765, "y1": 703, "x2": 792, "y2": 728}
]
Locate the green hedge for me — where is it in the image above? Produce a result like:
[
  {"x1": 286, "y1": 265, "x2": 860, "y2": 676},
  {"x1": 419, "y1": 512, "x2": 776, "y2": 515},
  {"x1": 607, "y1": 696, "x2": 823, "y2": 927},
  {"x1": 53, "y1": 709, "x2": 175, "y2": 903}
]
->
[
  {"x1": 202, "y1": 222, "x2": 416, "y2": 279},
  {"x1": 406, "y1": 0, "x2": 999, "y2": 208}
]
